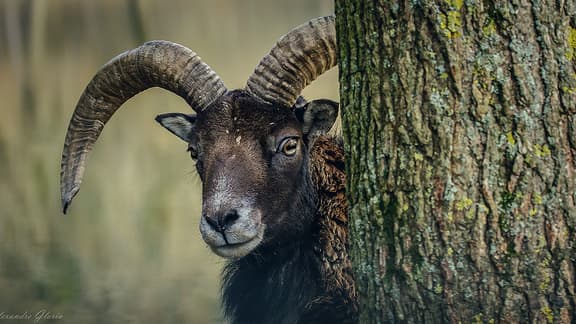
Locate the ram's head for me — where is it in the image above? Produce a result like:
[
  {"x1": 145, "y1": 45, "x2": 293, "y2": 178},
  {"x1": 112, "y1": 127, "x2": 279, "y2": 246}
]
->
[{"x1": 61, "y1": 16, "x2": 337, "y2": 258}]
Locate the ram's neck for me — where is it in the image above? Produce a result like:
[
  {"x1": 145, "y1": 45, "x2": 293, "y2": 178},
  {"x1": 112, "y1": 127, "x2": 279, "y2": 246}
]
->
[{"x1": 222, "y1": 240, "x2": 321, "y2": 324}]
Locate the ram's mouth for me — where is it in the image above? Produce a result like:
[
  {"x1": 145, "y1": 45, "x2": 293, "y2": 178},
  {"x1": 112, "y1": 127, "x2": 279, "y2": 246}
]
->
[{"x1": 209, "y1": 224, "x2": 265, "y2": 259}]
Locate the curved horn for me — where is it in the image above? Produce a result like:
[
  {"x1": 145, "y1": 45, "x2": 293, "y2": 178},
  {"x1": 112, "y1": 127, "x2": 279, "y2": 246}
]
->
[
  {"x1": 61, "y1": 40, "x2": 226, "y2": 213},
  {"x1": 246, "y1": 15, "x2": 336, "y2": 107}
]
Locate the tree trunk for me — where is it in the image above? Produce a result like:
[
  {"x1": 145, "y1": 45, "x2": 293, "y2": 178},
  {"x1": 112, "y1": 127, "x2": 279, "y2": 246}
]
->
[{"x1": 336, "y1": 0, "x2": 576, "y2": 322}]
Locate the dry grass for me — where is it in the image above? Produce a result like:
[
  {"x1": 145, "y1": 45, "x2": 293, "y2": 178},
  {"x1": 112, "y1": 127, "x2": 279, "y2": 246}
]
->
[{"x1": 0, "y1": 0, "x2": 338, "y2": 323}]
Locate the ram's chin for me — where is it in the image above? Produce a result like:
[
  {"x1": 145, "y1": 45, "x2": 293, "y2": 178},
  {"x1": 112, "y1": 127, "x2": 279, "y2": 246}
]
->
[{"x1": 211, "y1": 225, "x2": 265, "y2": 259}]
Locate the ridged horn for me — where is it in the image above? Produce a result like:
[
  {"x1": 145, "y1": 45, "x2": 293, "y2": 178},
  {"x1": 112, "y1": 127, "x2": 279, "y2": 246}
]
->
[
  {"x1": 246, "y1": 15, "x2": 336, "y2": 107},
  {"x1": 60, "y1": 40, "x2": 226, "y2": 214}
]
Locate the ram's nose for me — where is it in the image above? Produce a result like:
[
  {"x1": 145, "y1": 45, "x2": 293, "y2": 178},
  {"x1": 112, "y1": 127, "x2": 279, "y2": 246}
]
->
[
  {"x1": 203, "y1": 209, "x2": 240, "y2": 233},
  {"x1": 199, "y1": 206, "x2": 265, "y2": 258}
]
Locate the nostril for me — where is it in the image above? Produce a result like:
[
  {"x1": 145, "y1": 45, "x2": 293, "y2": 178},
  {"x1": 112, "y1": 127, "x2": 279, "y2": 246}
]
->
[
  {"x1": 221, "y1": 209, "x2": 240, "y2": 229},
  {"x1": 204, "y1": 214, "x2": 220, "y2": 231}
]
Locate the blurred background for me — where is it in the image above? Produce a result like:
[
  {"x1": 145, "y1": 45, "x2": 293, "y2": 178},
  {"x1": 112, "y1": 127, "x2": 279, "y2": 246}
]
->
[{"x1": 0, "y1": 0, "x2": 338, "y2": 323}]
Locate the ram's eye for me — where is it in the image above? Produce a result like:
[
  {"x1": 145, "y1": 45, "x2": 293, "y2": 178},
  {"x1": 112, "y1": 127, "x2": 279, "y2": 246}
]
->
[
  {"x1": 279, "y1": 137, "x2": 299, "y2": 156},
  {"x1": 187, "y1": 145, "x2": 198, "y2": 159}
]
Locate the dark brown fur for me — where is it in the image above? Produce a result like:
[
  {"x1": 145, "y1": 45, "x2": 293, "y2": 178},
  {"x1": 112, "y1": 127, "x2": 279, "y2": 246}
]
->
[{"x1": 310, "y1": 136, "x2": 357, "y2": 318}]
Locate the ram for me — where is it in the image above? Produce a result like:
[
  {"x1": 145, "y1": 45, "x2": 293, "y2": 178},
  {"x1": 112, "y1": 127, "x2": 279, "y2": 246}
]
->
[{"x1": 60, "y1": 16, "x2": 357, "y2": 323}]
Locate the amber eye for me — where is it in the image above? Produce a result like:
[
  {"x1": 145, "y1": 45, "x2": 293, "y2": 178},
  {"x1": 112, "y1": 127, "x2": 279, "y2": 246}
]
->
[{"x1": 279, "y1": 137, "x2": 299, "y2": 156}]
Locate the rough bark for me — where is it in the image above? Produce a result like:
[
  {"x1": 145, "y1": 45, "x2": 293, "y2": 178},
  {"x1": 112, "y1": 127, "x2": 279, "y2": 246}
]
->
[{"x1": 336, "y1": 0, "x2": 576, "y2": 322}]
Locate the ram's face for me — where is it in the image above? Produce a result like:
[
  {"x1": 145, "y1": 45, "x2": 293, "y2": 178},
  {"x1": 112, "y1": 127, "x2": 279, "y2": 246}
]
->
[
  {"x1": 195, "y1": 92, "x2": 308, "y2": 258},
  {"x1": 156, "y1": 91, "x2": 338, "y2": 258}
]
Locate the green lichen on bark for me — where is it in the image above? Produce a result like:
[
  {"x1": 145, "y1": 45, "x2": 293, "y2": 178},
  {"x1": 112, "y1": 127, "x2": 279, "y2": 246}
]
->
[{"x1": 336, "y1": 0, "x2": 576, "y2": 322}]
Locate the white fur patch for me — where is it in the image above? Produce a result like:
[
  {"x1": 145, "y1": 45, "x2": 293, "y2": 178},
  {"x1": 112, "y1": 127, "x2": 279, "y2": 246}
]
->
[{"x1": 206, "y1": 174, "x2": 254, "y2": 211}]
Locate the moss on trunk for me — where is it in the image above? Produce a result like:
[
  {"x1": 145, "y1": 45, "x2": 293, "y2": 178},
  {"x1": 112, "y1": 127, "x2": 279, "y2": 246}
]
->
[{"x1": 336, "y1": 0, "x2": 576, "y2": 322}]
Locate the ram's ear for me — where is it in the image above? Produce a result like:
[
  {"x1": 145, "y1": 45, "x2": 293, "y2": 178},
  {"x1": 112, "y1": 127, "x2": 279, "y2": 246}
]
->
[
  {"x1": 295, "y1": 99, "x2": 339, "y2": 140},
  {"x1": 155, "y1": 113, "x2": 196, "y2": 142}
]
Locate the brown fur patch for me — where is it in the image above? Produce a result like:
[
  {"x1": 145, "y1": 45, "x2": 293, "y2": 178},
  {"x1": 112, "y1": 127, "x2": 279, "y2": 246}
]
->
[{"x1": 309, "y1": 136, "x2": 358, "y2": 321}]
